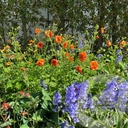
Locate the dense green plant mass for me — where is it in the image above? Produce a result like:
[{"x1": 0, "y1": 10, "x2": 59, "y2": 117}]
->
[{"x1": 0, "y1": 25, "x2": 127, "y2": 127}]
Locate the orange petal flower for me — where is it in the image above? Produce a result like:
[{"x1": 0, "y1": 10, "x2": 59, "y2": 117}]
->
[
  {"x1": 119, "y1": 40, "x2": 126, "y2": 48},
  {"x1": 44, "y1": 30, "x2": 54, "y2": 38},
  {"x1": 68, "y1": 56, "x2": 74, "y2": 61},
  {"x1": 62, "y1": 42, "x2": 68, "y2": 48},
  {"x1": 96, "y1": 35, "x2": 99, "y2": 39},
  {"x1": 36, "y1": 59, "x2": 45, "y2": 66},
  {"x1": 79, "y1": 52, "x2": 87, "y2": 62},
  {"x1": 76, "y1": 66, "x2": 82, "y2": 74},
  {"x1": 51, "y1": 59, "x2": 58, "y2": 66},
  {"x1": 35, "y1": 28, "x2": 41, "y2": 34},
  {"x1": 22, "y1": 111, "x2": 28, "y2": 116},
  {"x1": 37, "y1": 42, "x2": 43, "y2": 48},
  {"x1": 106, "y1": 40, "x2": 111, "y2": 47},
  {"x1": 65, "y1": 52, "x2": 69, "y2": 57},
  {"x1": 19, "y1": 91, "x2": 25, "y2": 95},
  {"x1": 70, "y1": 44, "x2": 75, "y2": 50},
  {"x1": 55, "y1": 35, "x2": 62, "y2": 44},
  {"x1": 29, "y1": 40, "x2": 34, "y2": 46},
  {"x1": 90, "y1": 61, "x2": 98, "y2": 70},
  {"x1": 2, "y1": 102, "x2": 10, "y2": 111},
  {"x1": 100, "y1": 27, "x2": 104, "y2": 34}
]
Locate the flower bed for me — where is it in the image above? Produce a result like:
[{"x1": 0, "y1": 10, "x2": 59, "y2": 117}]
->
[{"x1": 0, "y1": 25, "x2": 127, "y2": 128}]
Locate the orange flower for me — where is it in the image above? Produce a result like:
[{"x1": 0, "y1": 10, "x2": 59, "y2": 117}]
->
[
  {"x1": 19, "y1": 91, "x2": 25, "y2": 95},
  {"x1": 2, "y1": 102, "x2": 10, "y2": 111},
  {"x1": 119, "y1": 40, "x2": 126, "y2": 48},
  {"x1": 36, "y1": 59, "x2": 45, "y2": 66},
  {"x1": 90, "y1": 61, "x2": 98, "y2": 70},
  {"x1": 70, "y1": 44, "x2": 75, "y2": 50},
  {"x1": 68, "y1": 56, "x2": 74, "y2": 61},
  {"x1": 29, "y1": 40, "x2": 34, "y2": 46},
  {"x1": 62, "y1": 42, "x2": 68, "y2": 48},
  {"x1": 76, "y1": 66, "x2": 82, "y2": 74},
  {"x1": 7, "y1": 40, "x2": 11, "y2": 43},
  {"x1": 44, "y1": 30, "x2": 54, "y2": 38},
  {"x1": 55, "y1": 35, "x2": 62, "y2": 44},
  {"x1": 37, "y1": 42, "x2": 43, "y2": 48},
  {"x1": 96, "y1": 35, "x2": 99, "y2": 39},
  {"x1": 6, "y1": 61, "x2": 11, "y2": 66},
  {"x1": 25, "y1": 93, "x2": 30, "y2": 97},
  {"x1": 21, "y1": 67, "x2": 26, "y2": 71},
  {"x1": 35, "y1": 28, "x2": 41, "y2": 34},
  {"x1": 100, "y1": 27, "x2": 104, "y2": 34},
  {"x1": 106, "y1": 40, "x2": 111, "y2": 47},
  {"x1": 51, "y1": 59, "x2": 58, "y2": 66},
  {"x1": 6, "y1": 126, "x2": 10, "y2": 128},
  {"x1": 79, "y1": 52, "x2": 87, "y2": 62},
  {"x1": 65, "y1": 52, "x2": 69, "y2": 57},
  {"x1": 22, "y1": 111, "x2": 28, "y2": 116}
]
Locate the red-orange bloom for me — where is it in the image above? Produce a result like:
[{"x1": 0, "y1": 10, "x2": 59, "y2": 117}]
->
[
  {"x1": 62, "y1": 42, "x2": 68, "y2": 48},
  {"x1": 68, "y1": 56, "x2": 74, "y2": 61},
  {"x1": 70, "y1": 44, "x2": 75, "y2": 50},
  {"x1": 106, "y1": 40, "x2": 111, "y2": 47},
  {"x1": 96, "y1": 35, "x2": 99, "y2": 39},
  {"x1": 55, "y1": 35, "x2": 62, "y2": 44},
  {"x1": 65, "y1": 52, "x2": 69, "y2": 57},
  {"x1": 2, "y1": 102, "x2": 10, "y2": 111},
  {"x1": 22, "y1": 111, "x2": 28, "y2": 116},
  {"x1": 19, "y1": 91, "x2": 24, "y2": 95},
  {"x1": 79, "y1": 52, "x2": 87, "y2": 62},
  {"x1": 51, "y1": 59, "x2": 58, "y2": 66},
  {"x1": 36, "y1": 59, "x2": 45, "y2": 66},
  {"x1": 21, "y1": 67, "x2": 26, "y2": 71},
  {"x1": 100, "y1": 27, "x2": 104, "y2": 34},
  {"x1": 119, "y1": 40, "x2": 126, "y2": 48},
  {"x1": 76, "y1": 66, "x2": 82, "y2": 74},
  {"x1": 37, "y1": 42, "x2": 43, "y2": 48},
  {"x1": 35, "y1": 28, "x2": 41, "y2": 34},
  {"x1": 6, "y1": 126, "x2": 10, "y2": 128},
  {"x1": 90, "y1": 61, "x2": 98, "y2": 70},
  {"x1": 44, "y1": 30, "x2": 54, "y2": 38}
]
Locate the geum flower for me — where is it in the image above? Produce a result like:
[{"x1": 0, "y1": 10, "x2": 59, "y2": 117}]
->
[
  {"x1": 76, "y1": 66, "x2": 82, "y2": 74},
  {"x1": 44, "y1": 30, "x2": 54, "y2": 38},
  {"x1": 36, "y1": 59, "x2": 45, "y2": 66},
  {"x1": 37, "y1": 42, "x2": 43, "y2": 48},
  {"x1": 79, "y1": 52, "x2": 87, "y2": 62},
  {"x1": 90, "y1": 61, "x2": 98, "y2": 70},
  {"x1": 35, "y1": 28, "x2": 41, "y2": 34},
  {"x1": 55, "y1": 35, "x2": 62, "y2": 44},
  {"x1": 51, "y1": 59, "x2": 58, "y2": 66},
  {"x1": 2, "y1": 102, "x2": 10, "y2": 110}
]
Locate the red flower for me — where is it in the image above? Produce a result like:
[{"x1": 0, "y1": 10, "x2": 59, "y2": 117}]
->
[
  {"x1": 44, "y1": 30, "x2": 54, "y2": 38},
  {"x1": 37, "y1": 42, "x2": 43, "y2": 48},
  {"x1": 25, "y1": 93, "x2": 30, "y2": 97},
  {"x1": 21, "y1": 67, "x2": 26, "y2": 71},
  {"x1": 68, "y1": 56, "x2": 74, "y2": 61},
  {"x1": 35, "y1": 28, "x2": 41, "y2": 34},
  {"x1": 76, "y1": 66, "x2": 82, "y2": 74},
  {"x1": 90, "y1": 61, "x2": 98, "y2": 70},
  {"x1": 6, "y1": 126, "x2": 10, "y2": 128},
  {"x1": 51, "y1": 59, "x2": 58, "y2": 66},
  {"x1": 2, "y1": 102, "x2": 10, "y2": 111},
  {"x1": 36, "y1": 59, "x2": 45, "y2": 66},
  {"x1": 54, "y1": 35, "x2": 62, "y2": 44},
  {"x1": 79, "y1": 52, "x2": 87, "y2": 62}
]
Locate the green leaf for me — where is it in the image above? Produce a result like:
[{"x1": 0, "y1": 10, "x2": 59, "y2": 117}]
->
[
  {"x1": 32, "y1": 111, "x2": 43, "y2": 122},
  {"x1": 20, "y1": 123, "x2": 30, "y2": 128}
]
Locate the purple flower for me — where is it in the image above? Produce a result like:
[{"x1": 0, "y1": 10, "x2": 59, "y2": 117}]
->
[
  {"x1": 97, "y1": 54, "x2": 103, "y2": 59},
  {"x1": 117, "y1": 49, "x2": 121, "y2": 54},
  {"x1": 40, "y1": 80, "x2": 47, "y2": 90},
  {"x1": 53, "y1": 91, "x2": 62, "y2": 111},
  {"x1": 116, "y1": 55, "x2": 123, "y2": 63},
  {"x1": 60, "y1": 121, "x2": 69, "y2": 128},
  {"x1": 78, "y1": 41, "x2": 83, "y2": 48},
  {"x1": 83, "y1": 94, "x2": 94, "y2": 110}
]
